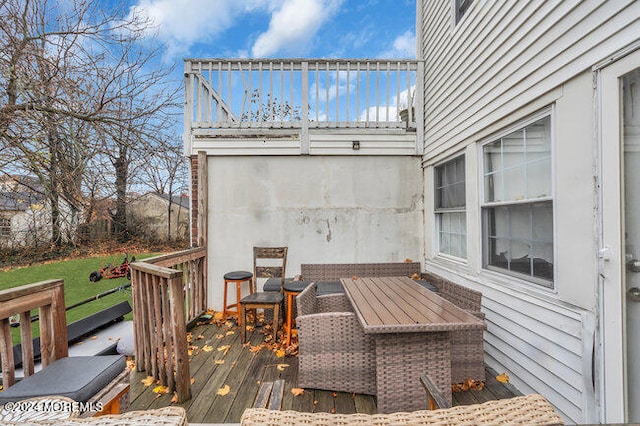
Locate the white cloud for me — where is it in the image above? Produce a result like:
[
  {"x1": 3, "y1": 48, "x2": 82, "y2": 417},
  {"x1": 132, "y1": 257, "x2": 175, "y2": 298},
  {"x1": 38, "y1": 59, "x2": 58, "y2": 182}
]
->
[
  {"x1": 251, "y1": 0, "x2": 344, "y2": 57},
  {"x1": 129, "y1": 0, "x2": 274, "y2": 57},
  {"x1": 380, "y1": 29, "x2": 416, "y2": 58}
]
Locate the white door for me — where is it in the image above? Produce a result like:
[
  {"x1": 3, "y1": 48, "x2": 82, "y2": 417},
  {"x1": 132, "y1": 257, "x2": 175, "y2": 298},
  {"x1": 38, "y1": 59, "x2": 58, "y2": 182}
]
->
[{"x1": 601, "y1": 49, "x2": 640, "y2": 423}]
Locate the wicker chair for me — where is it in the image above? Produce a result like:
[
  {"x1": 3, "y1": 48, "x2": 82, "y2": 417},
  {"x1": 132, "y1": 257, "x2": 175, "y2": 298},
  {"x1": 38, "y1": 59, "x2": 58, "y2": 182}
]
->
[
  {"x1": 422, "y1": 272, "x2": 486, "y2": 383},
  {"x1": 296, "y1": 284, "x2": 376, "y2": 395}
]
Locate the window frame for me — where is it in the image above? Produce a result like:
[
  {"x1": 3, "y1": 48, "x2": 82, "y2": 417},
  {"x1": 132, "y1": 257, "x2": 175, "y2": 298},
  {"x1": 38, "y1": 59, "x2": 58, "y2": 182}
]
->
[
  {"x1": 0, "y1": 217, "x2": 11, "y2": 238},
  {"x1": 434, "y1": 154, "x2": 467, "y2": 261},
  {"x1": 479, "y1": 109, "x2": 555, "y2": 288},
  {"x1": 454, "y1": 0, "x2": 473, "y2": 24}
]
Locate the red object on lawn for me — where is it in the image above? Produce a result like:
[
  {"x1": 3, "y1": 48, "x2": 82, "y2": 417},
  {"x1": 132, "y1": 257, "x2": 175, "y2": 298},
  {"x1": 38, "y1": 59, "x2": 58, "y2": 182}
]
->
[{"x1": 89, "y1": 254, "x2": 135, "y2": 282}]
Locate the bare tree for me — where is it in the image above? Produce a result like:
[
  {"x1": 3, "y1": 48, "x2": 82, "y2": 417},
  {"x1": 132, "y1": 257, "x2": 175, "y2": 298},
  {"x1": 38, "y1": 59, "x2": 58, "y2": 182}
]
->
[
  {"x1": 0, "y1": 0, "x2": 179, "y2": 246},
  {"x1": 141, "y1": 140, "x2": 189, "y2": 241}
]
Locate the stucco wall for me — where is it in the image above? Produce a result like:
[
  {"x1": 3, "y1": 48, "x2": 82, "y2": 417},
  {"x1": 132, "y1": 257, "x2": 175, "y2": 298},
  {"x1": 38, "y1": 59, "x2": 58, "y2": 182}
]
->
[{"x1": 206, "y1": 155, "x2": 424, "y2": 309}]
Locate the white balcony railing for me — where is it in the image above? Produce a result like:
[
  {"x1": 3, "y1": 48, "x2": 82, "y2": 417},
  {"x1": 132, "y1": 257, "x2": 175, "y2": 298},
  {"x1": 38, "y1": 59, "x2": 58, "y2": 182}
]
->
[{"x1": 184, "y1": 59, "x2": 421, "y2": 132}]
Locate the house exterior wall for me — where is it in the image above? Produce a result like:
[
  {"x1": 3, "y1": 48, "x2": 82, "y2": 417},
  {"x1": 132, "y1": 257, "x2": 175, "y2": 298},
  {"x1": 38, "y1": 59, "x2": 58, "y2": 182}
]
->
[
  {"x1": 419, "y1": 0, "x2": 640, "y2": 423},
  {"x1": 128, "y1": 194, "x2": 189, "y2": 241},
  {"x1": 206, "y1": 155, "x2": 424, "y2": 309}
]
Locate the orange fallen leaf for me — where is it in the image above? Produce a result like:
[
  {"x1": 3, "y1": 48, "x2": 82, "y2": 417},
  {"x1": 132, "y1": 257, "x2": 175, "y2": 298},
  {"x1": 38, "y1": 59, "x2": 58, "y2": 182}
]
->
[
  {"x1": 170, "y1": 392, "x2": 178, "y2": 404},
  {"x1": 404, "y1": 258, "x2": 413, "y2": 263},
  {"x1": 351, "y1": 276, "x2": 359, "y2": 280},
  {"x1": 141, "y1": 376, "x2": 154, "y2": 386},
  {"x1": 190, "y1": 378, "x2": 196, "y2": 385},
  {"x1": 217, "y1": 384, "x2": 230, "y2": 396},
  {"x1": 332, "y1": 392, "x2": 338, "y2": 397},
  {"x1": 275, "y1": 349, "x2": 286, "y2": 358},
  {"x1": 90, "y1": 335, "x2": 98, "y2": 340},
  {"x1": 277, "y1": 363, "x2": 289, "y2": 371},
  {"x1": 126, "y1": 359, "x2": 136, "y2": 371},
  {"x1": 496, "y1": 373, "x2": 510, "y2": 384},
  {"x1": 215, "y1": 360, "x2": 225, "y2": 365},
  {"x1": 291, "y1": 388, "x2": 304, "y2": 396},
  {"x1": 216, "y1": 334, "x2": 224, "y2": 339},
  {"x1": 197, "y1": 335, "x2": 205, "y2": 340},
  {"x1": 410, "y1": 273, "x2": 421, "y2": 280},
  {"x1": 202, "y1": 345, "x2": 213, "y2": 352},
  {"x1": 226, "y1": 331, "x2": 235, "y2": 336},
  {"x1": 218, "y1": 345, "x2": 231, "y2": 352}
]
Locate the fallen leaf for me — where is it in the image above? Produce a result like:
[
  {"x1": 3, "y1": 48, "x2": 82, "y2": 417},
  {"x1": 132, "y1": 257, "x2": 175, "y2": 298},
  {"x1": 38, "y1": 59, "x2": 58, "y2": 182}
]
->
[
  {"x1": 217, "y1": 384, "x2": 230, "y2": 396},
  {"x1": 216, "y1": 334, "x2": 224, "y2": 339},
  {"x1": 215, "y1": 360, "x2": 225, "y2": 365},
  {"x1": 190, "y1": 378, "x2": 196, "y2": 385},
  {"x1": 90, "y1": 335, "x2": 98, "y2": 340},
  {"x1": 330, "y1": 408, "x2": 336, "y2": 414},
  {"x1": 291, "y1": 388, "x2": 304, "y2": 396},
  {"x1": 126, "y1": 359, "x2": 136, "y2": 371},
  {"x1": 153, "y1": 385, "x2": 169, "y2": 394},
  {"x1": 218, "y1": 345, "x2": 231, "y2": 352},
  {"x1": 275, "y1": 349, "x2": 285, "y2": 358},
  {"x1": 404, "y1": 258, "x2": 413, "y2": 263},
  {"x1": 332, "y1": 392, "x2": 338, "y2": 397},
  {"x1": 170, "y1": 392, "x2": 178, "y2": 404},
  {"x1": 197, "y1": 335, "x2": 205, "y2": 340},
  {"x1": 410, "y1": 273, "x2": 421, "y2": 280},
  {"x1": 277, "y1": 363, "x2": 289, "y2": 371},
  {"x1": 351, "y1": 276, "x2": 359, "y2": 280},
  {"x1": 141, "y1": 376, "x2": 154, "y2": 386},
  {"x1": 202, "y1": 345, "x2": 213, "y2": 352},
  {"x1": 496, "y1": 373, "x2": 510, "y2": 384},
  {"x1": 226, "y1": 331, "x2": 235, "y2": 336}
]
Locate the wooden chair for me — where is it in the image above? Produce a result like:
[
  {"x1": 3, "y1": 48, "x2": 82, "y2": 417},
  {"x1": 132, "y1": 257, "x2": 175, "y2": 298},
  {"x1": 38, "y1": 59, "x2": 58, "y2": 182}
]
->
[
  {"x1": 238, "y1": 247, "x2": 287, "y2": 341},
  {"x1": 0, "y1": 280, "x2": 129, "y2": 417}
]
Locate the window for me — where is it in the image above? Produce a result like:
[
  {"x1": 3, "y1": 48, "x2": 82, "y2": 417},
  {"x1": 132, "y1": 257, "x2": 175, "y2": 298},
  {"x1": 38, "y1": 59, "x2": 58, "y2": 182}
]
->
[
  {"x1": 435, "y1": 155, "x2": 466, "y2": 259},
  {"x1": 455, "y1": 0, "x2": 473, "y2": 23},
  {"x1": 482, "y1": 115, "x2": 553, "y2": 286},
  {"x1": 0, "y1": 218, "x2": 10, "y2": 237}
]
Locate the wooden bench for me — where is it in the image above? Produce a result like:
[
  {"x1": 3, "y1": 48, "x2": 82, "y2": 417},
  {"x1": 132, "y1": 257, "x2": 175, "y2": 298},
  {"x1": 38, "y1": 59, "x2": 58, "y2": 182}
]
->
[
  {"x1": 0, "y1": 280, "x2": 129, "y2": 417},
  {"x1": 253, "y1": 380, "x2": 284, "y2": 410}
]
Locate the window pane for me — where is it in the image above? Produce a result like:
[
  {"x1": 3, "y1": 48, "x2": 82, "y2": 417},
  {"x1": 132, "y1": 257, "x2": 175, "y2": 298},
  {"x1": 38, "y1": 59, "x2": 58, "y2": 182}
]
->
[
  {"x1": 509, "y1": 204, "x2": 531, "y2": 240},
  {"x1": 484, "y1": 172, "x2": 502, "y2": 203},
  {"x1": 504, "y1": 165, "x2": 526, "y2": 201},
  {"x1": 440, "y1": 232, "x2": 450, "y2": 254},
  {"x1": 533, "y1": 243, "x2": 554, "y2": 280},
  {"x1": 488, "y1": 237, "x2": 509, "y2": 268},
  {"x1": 435, "y1": 156, "x2": 465, "y2": 209},
  {"x1": 526, "y1": 159, "x2": 551, "y2": 199},
  {"x1": 438, "y1": 212, "x2": 467, "y2": 259},
  {"x1": 532, "y1": 202, "x2": 553, "y2": 242}
]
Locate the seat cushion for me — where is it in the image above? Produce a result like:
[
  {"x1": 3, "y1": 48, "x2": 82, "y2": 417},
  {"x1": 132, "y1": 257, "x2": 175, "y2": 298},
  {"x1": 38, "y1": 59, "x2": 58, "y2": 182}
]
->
[
  {"x1": 263, "y1": 277, "x2": 293, "y2": 292},
  {"x1": 283, "y1": 280, "x2": 312, "y2": 293},
  {"x1": 315, "y1": 281, "x2": 344, "y2": 295},
  {"x1": 0, "y1": 355, "x2": 125, "y2": 403},
  {"x1": 224, "y1": 270, "x2": 253, "y2": 280},
  {"x1": 413, "y1": 279, "x2": 440, "y2": 293}
]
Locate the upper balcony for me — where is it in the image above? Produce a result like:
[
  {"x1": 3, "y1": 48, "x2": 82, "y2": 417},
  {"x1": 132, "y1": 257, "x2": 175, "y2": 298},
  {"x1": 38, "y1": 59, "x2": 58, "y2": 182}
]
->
[{"x1": 184, "y1": 59, "x2": 423, "y2": 156}]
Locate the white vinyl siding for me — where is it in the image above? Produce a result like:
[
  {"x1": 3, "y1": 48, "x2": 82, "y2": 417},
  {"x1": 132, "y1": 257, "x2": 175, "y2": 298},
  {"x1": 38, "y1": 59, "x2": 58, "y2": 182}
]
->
[{"x1": 435, "y1": 155, "x2": 466, "y2": 259}]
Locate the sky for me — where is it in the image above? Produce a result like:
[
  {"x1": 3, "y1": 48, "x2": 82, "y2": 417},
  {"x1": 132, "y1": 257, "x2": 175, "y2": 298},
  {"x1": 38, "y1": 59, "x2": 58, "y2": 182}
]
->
[{"x1": 128, "y1": 0, "x2": 417, "y2": 61}]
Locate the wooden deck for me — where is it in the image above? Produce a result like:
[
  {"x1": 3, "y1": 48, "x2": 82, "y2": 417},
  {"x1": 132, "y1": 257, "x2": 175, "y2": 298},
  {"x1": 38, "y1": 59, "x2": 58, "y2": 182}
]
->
[{"x1": 128, "y1": 319, "x2": 520, "y2": 424}]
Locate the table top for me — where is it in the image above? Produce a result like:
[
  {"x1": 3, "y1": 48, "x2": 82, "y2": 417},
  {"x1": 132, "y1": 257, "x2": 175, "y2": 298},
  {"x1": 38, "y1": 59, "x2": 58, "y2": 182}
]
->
[{"x1": 340, "y1": 276, "x2": 485, "y2": 334}]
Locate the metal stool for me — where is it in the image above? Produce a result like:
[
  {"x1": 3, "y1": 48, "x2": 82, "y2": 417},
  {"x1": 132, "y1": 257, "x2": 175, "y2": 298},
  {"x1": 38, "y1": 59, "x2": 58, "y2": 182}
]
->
[
  {"x1": 282, "y1": 280, "x2": 312, "y2": 346},
  {"x1": 223, "y1": 270, "x2": 253, "y2": 320}
]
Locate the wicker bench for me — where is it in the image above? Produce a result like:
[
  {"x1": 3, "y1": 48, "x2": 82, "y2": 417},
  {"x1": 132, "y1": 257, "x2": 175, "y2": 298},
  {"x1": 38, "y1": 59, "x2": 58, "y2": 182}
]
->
[{"x1": 241, "y1": 394, "x2": 564, "y2": 425}]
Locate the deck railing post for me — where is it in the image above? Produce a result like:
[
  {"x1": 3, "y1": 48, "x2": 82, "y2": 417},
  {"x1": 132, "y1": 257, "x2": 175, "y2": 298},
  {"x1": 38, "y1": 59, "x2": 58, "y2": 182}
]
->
[
  {"x1": 301, "y1": 61, "x2": 310, "y2": 155},
  {"x1": 168, "y1": 273, "x2": 191, "y2": 402},
  {"x1": 183, "y1": 61, "x2": 193, "y2": 155}
]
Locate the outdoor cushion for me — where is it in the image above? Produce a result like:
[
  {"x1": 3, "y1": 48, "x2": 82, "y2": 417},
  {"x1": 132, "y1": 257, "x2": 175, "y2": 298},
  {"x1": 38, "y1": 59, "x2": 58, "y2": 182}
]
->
[
  {"x1": 224, "y1": 270, "x2": 253, "y2": 280},
  {"x1": 315, "y1": 281, "x2": 344, "y2": 295},
  {"x1": 0, "y1": 355, "x2": 125, "y2": 403},
  {"x1": 263, "y1": 277, "x2": 293, "y2": 292},
  {"x1": 283, "y1": 280, "x2": 312, "y2": 293},
  {"x1": 413, "y1": 279, "x2": 440, "y2": 293}
]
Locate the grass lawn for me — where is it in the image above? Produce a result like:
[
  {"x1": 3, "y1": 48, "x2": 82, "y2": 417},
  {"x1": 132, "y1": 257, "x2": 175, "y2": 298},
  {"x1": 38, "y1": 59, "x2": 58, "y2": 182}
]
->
[{"x1": 0, "y1": 253, "x2": 158, "y2": 343}]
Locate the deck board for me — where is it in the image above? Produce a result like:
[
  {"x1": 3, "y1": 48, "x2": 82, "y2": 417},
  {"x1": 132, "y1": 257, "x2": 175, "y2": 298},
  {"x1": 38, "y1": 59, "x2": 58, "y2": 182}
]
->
[{"x1": 128, "y1": 320, "x2": 519, "y2": 423}]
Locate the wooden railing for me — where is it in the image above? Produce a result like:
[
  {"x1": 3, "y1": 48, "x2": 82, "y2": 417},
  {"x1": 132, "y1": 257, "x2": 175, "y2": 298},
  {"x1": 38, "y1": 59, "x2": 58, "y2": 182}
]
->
[
  {"x1": 130, "y1": 247, "x2": 207, "y2": 402},
  {"x1": 0, "y1": 280, "x2": 68, "y2": 387},
  {"x1": 184, "y1": 59, "x2": 421, "y2": 131}
]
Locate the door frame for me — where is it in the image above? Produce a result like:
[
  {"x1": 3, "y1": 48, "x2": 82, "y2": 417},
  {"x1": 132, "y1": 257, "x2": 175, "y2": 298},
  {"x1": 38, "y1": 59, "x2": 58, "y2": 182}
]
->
[{"x1": 598, "y1": 47, "x2": 640, "y2": 424}]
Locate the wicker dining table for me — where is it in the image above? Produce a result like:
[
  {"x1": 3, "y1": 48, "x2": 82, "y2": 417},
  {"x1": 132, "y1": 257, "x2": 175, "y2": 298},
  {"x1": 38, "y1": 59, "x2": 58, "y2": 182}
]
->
[{"x1": 340, "y1": 276, "x2": 486, "y2": 413}]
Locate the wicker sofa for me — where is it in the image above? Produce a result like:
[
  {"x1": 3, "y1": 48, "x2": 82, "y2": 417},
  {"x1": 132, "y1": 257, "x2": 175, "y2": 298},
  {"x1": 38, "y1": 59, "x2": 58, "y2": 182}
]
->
[{"x1": 296, "y1": 284, "x2": 376, "y2": 395}]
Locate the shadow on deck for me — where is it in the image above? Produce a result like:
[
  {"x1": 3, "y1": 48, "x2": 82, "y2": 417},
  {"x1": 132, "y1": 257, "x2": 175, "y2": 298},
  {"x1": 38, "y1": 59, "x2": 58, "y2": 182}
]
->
[{"x1": 128, "y1": 319, "x2": 520, "y2": 424}]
